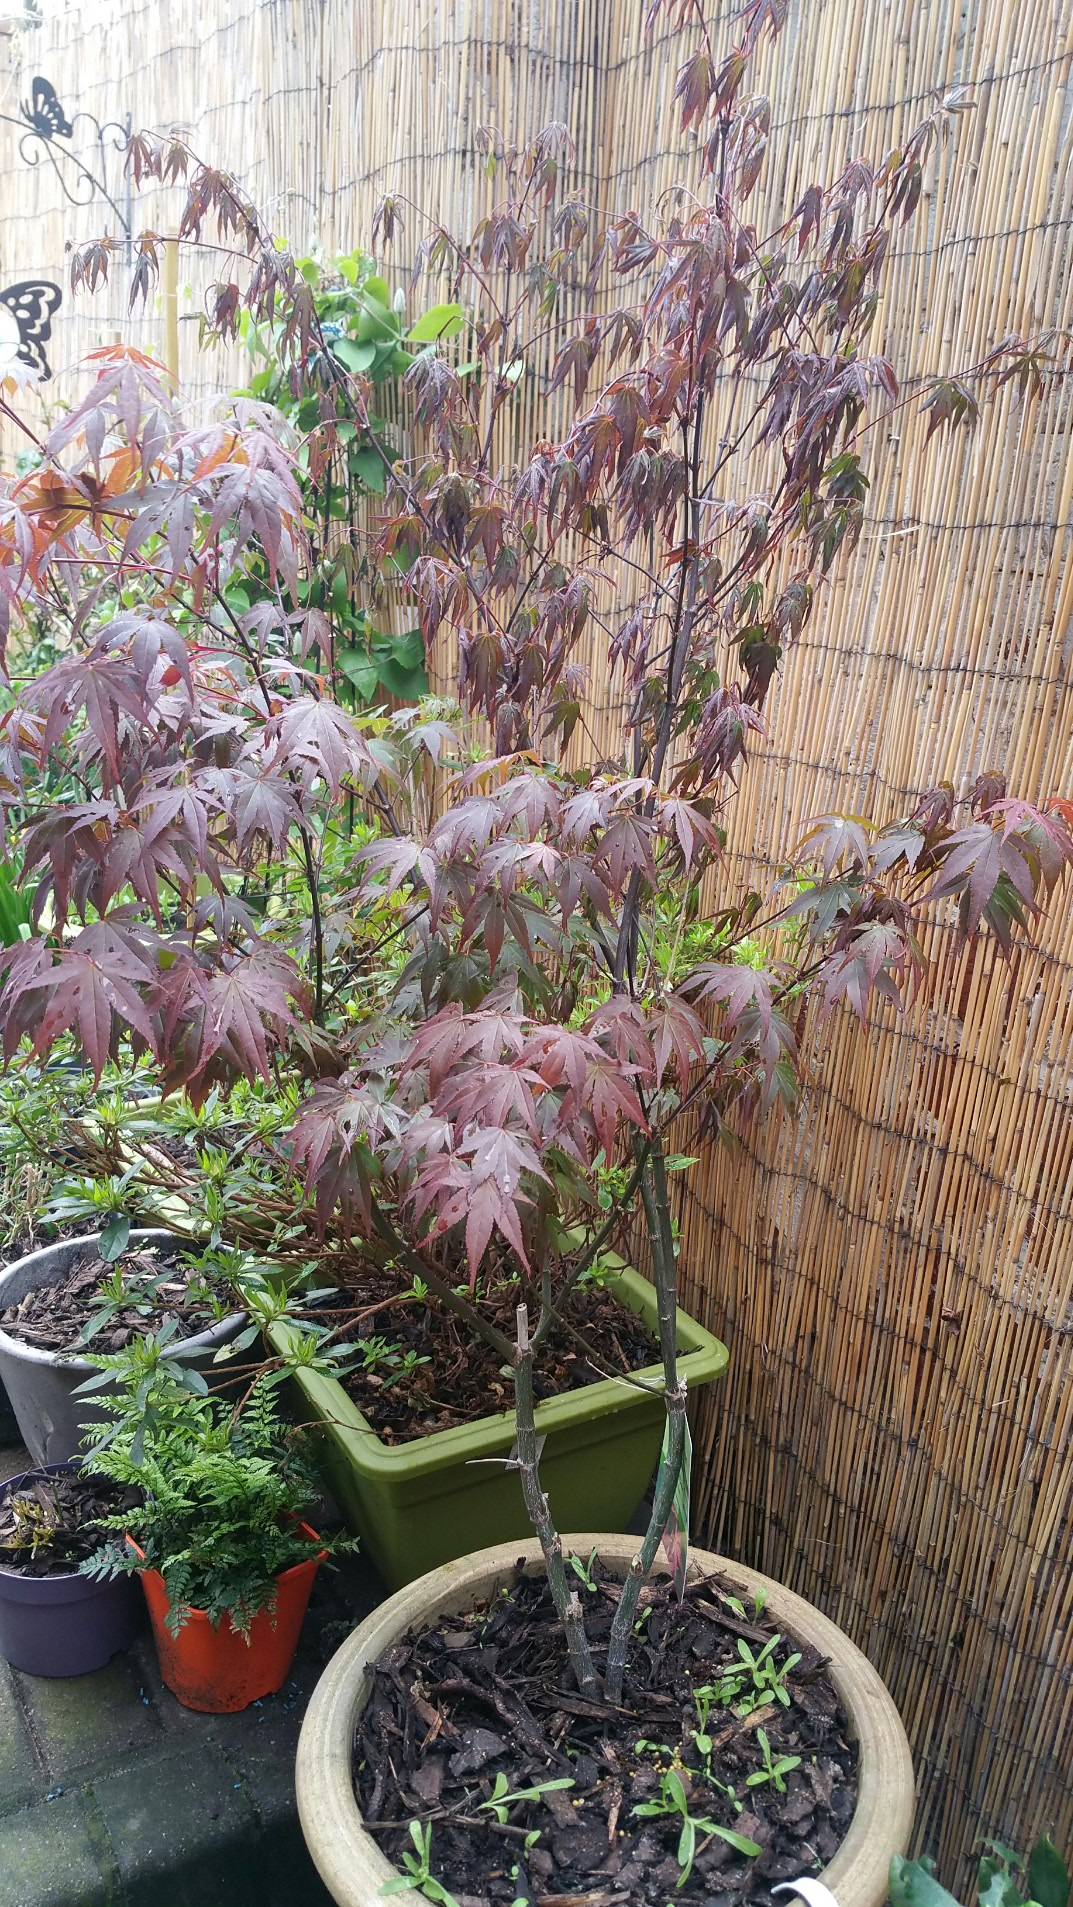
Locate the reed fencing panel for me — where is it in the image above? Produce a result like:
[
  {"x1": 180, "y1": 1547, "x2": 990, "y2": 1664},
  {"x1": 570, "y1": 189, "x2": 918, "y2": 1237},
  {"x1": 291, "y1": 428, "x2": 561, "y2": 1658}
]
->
[{"x1": 1, "y1": 0, "x2": 1071, "y2": 1877}]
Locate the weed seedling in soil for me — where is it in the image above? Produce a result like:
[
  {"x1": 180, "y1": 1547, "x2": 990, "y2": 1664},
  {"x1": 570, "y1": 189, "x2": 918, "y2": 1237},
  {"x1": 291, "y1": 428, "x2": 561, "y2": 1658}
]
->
[
  {"x1": 687, "y1": 1719, "x2": 743, "y2": 1811},
  {"x1": 720, "y1": 1587, "x2": 769, "y2": 1621},
  {"x1": 382, "y1": 1821, "x2": 460, "y2": 1906},
  {"x1": 745, "y1": 1728, "x2": 801, "y2": 1795},
  {"x1": 631, "y1": 1770, "x2": 761, "y2": 1889},
  {"x1": 77, "y1": 1256, "x2": 188, "y2": 1346},
  {"x1": 478, "y1": 1773, "x2": 576, "y2": 1825},
  {"x1": 568, "y1": 1548, "x2": 600, "y2": 1594},
  {"x1": 697, "y1": 1635, "x2": 802, "y2": 1719}
]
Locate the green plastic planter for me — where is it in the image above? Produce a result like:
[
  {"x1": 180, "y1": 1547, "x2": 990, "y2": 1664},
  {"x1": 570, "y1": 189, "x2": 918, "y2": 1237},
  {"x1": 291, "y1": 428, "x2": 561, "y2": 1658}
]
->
[{"x1": 270, "y1": 1261, "x2": 727, "y2": 1589}]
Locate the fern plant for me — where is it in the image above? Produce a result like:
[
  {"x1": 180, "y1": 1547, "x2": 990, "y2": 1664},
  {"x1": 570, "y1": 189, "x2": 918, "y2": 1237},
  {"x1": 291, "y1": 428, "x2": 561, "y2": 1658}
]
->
[{"x1": 80, "y1": 1353, "x2": 344, "y2": 1635}]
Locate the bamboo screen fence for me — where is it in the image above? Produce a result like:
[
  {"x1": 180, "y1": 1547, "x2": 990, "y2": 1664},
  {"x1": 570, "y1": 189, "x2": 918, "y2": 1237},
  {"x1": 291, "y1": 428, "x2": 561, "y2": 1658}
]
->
[{"x1": 1, "y1": 0, "x2": 1072, "y2": 1880}]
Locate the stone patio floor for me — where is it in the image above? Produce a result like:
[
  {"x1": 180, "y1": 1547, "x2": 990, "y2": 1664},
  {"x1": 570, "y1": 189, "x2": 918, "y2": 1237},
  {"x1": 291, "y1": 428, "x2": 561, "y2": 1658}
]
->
[{"x1": 0, "y1": 1441, "x2": 381, "y2": 1907}]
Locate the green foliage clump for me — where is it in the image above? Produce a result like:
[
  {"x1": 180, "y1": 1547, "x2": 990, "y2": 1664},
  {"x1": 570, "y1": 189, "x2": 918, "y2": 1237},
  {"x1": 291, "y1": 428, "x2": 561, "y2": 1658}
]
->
[
  {"x1": 890, "y1": 1839, "x2": 1069, "y2": 1907},
  {"x1": 81, "y1": 1357, "x2": 344, "y2": 1635},
  {"x1": 238, "y1": 247, "x2": 430, "y2": 706}
]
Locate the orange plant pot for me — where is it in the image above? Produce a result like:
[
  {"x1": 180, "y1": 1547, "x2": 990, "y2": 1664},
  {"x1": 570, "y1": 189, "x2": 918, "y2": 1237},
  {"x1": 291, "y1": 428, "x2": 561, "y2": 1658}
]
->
[{"x1": 127, "y1": 1528, "x2": 324, "y2": 1713}]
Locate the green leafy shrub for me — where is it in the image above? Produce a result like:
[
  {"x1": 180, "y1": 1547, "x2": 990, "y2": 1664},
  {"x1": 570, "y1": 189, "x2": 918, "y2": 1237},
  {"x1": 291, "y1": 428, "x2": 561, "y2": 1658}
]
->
[
  {"x1": 239, "y1": 247, "x2": 430, "y2": 705},
  {"x1": 81, "y1": 1354, "x2": 346, "y2": 1634},
  {"x1": 890, "y1": 1838, "x2": 1070, "y2": 1907}
]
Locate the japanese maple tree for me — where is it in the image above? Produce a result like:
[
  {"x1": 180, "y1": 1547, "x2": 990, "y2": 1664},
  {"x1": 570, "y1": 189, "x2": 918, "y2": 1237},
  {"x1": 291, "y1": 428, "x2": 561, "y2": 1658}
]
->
[{"x1": 2, "y1": 0, "x2": 1072, "y2": 1697}]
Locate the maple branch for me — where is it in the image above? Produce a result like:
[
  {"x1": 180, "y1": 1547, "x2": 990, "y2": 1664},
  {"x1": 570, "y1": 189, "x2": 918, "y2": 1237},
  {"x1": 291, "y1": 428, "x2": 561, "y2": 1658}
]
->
[
  {"x1": 297, "y1": 827, "x2": 325, "y2": 1019},
  {"x1": 369, "y1": 1202, "x2": 513, "y2": 1360},
  {"x1": 605, "y1": 1136, "x2": 685, "y2": 1703},
  {"x1": 513, "y1": 1301, "x2": 600, "y2": 1695},
  {"x1": 531, "y1": 1140, "x2": 653, "y2": 1350}
]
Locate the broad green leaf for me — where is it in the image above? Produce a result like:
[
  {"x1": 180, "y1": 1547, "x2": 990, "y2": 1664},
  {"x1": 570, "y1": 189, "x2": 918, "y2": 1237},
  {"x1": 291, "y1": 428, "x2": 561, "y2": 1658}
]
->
[
  {"x1": 407, "y1": 302, "x2": 465, "y2": 343},
  {"x1": 330, "y1": 564, "x2": 350, "y2": 616},
  {"x1": 99, "y1": 1213, "x2": 131, "y2": 1262},
  {"x1": 356, "y1": 295, "x2": 398, "y2": 342},
  {"x1": 0, "y1": 867, "x2": 31, "y2": 948},
  {"x1": 349, "y1": 446, "x2": 387, "y2": 493},
  {"x1": 397, "y1": 626, "x2": 425, "y2": 665},
  {"x1": 375, "y1": 654, "x2": 429, "y2": 700},
  {"x1": 979, "y1": 1867, "x2": 1022, "y2": 1907},
  {"x1": 332, "y1": 337, "x2": 376, "y2": 374},
  {"x1": 1028, "y1": 1842, "x2": 1070, "y2": 1907},
  {"x1": 338, "y1": 646, "x2": 381, "y2": 700},
  {"x1": 890, "y1": 1857, "x2": 963, "y2": 1907}
]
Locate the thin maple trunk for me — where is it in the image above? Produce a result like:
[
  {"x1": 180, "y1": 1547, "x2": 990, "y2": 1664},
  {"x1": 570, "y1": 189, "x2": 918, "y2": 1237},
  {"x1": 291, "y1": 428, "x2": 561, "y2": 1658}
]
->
[
  {"x1": 604, "y1": 1137, "x2": 686, "y2": 1705},
  {"x1": 513, "y1": 1302, "x2": 599, "y2": 1696},
  {"x1": 299, "y1": 825, "x2": 325, "y2": 1020}
]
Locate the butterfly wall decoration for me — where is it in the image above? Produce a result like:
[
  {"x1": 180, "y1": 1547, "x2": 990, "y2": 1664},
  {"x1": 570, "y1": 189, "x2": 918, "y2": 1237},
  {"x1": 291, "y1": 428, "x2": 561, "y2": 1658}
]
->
[
  {"x1": 19, "y1": 78, "x2": 73, "y2": 143},
  {"x1": 0, "y1": 281, "x2": 62, "y2": 382},
  {"x1": 0, "y1": 76, "x2": 131, "y2": 233}
]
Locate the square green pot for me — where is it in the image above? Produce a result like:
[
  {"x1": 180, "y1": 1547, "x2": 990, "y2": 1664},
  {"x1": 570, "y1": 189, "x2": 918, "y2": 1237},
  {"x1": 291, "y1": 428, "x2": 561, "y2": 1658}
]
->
[{"x1": 270, "y1": 1262, "x2": 727, "y2": 1590}]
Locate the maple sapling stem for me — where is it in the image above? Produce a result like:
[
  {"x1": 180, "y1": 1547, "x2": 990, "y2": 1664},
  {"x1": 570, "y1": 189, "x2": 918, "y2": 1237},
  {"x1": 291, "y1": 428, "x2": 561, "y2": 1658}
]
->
[{"x1": 514, "y1": 1301, "x2": 599, "y2": 1696}]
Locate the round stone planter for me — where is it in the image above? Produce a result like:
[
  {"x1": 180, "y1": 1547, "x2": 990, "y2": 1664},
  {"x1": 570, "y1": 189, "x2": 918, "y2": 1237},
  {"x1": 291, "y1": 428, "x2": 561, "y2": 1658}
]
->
[
  {"x1": 296, "y1": 1534, "x2": 915, "y2": 1907},
  {"x1": 0, "y1": 1228, "x2": 247, "y2": 1465}
]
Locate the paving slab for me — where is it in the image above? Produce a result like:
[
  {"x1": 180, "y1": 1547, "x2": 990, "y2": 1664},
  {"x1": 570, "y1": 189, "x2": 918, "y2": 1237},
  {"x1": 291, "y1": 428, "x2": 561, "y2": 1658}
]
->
[
  {"x1": 0, "y1": 1663, "x2": 43, "y2": 1813},
  {"x1": 0, "y1": 1440, "x2": 382, "y2": 1907},
  {"x1": 15, "y1": 1649, "x2": 163, "y2": 1777},
  {"x1": 0, "y1": 1789, "x2": 111, "y2": 1907}
]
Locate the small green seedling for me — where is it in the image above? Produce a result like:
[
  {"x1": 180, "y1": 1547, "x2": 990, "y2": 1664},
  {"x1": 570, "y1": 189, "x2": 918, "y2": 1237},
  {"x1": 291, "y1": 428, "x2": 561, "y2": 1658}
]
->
[
  {"x1": 568, "y1": 1548, "x2": 599, "y2": 1593},
  {"x1": 699, "y1": 1635, "x2": 801, "y2": 1718},
  {"x1": 382, "y1": 1821, "x2": 459, "y2": 1906},
  {"x1": 507, "y1": 1858, "x2": 537, "y2": 1905},
  {"x1": 636, "y1": 1738, "x2": 676, "y2": 1760},
  {"x1": 687, "y1": 1719, "x2": 742, "y2": 1811},
  {"x1": 745, "y1": 1728, "x2": 801, "y2": 1795},
  {"x1": 632, "y1": 1770, "x2": 761, "y2": 1889},
  {"x1": 478, "y1": 1773, "x2": 576, "y2": 1825},
  {"x1": 693, "y1": 1683, "x2": 720, "y2": 1734}
]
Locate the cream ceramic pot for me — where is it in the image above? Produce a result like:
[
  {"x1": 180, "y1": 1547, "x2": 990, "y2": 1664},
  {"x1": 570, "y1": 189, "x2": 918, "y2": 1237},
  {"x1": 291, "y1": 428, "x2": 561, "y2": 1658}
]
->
[{"x1": 296, "y1": 1533, "x2": 915, "y2": 1907}]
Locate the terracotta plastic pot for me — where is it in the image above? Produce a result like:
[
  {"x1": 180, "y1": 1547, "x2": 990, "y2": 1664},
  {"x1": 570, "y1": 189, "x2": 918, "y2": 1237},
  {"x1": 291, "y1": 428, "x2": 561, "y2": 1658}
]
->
[
  {"x1": 296, "y1": 1534, "x2": 916, "y2": 1907},
  {"x1": 0, "y1": 1463, "x2": 142, "y2": 1676},
  {"x1": 128, "y1": 1526, "x2": 324, "y2": 1713},
  {"x1": 0, "y1": 1228, "x2": 248, "y2": 1466}
]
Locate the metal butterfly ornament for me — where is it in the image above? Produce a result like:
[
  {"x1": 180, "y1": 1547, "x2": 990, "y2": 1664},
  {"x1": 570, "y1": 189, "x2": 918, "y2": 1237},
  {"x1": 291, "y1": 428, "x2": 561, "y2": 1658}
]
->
[
  {"x1": 19, "y1": 78, "x2": 73, "y2": 143},
  {"x1": 0, "y1": 282, "x2": 62, "y2": 381},
  {"x1": 0, "y1": 75, "x2": 131, "y2": 233}
]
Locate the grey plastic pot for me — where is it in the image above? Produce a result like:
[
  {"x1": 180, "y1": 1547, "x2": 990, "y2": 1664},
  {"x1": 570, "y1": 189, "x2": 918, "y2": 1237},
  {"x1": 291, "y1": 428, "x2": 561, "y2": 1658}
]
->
[
  {"x1": 0, "y1": 1463, "x2": 142, "y2": 1676},
  {"x1": 0, "y1": 1228, "x2": 247, "y2": 1465},
  {"x1": 296, "y1": 1534, "x2": 916, "y2": 1907}
]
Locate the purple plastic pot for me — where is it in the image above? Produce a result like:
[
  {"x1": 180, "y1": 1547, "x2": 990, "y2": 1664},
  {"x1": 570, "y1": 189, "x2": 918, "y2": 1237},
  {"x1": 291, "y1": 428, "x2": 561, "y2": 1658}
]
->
[{"x1": 0, "y1": 1464, "x2": 142, "y2": 1676}]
